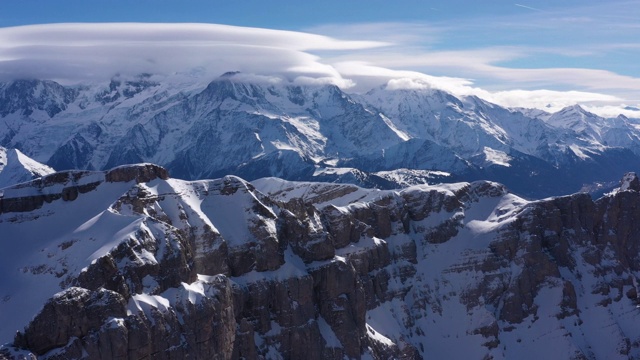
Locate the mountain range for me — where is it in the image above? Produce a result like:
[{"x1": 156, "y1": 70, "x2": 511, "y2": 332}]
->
[
  {"x1": 1, "y1": 73, "x2": 639, "y2": 198},
  {"x1": 1, "y1": 164, "x2": 640, "y2": 359},
  {"x1": 2, "y1": 72, "x2": 640, "y2": 359}
]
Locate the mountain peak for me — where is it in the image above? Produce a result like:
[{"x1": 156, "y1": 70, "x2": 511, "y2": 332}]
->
[
  {"x1": 547, "y1": 104, "x2": 602, "y2": 130},
  {"x1": 220, "y1": 71, "x2": 241, "y2": 78},
  {"x1": 619, "y1": 172, "x2": 640, "y2": 191},
  {"x1": 558, "y1": 104, "x2": 594, "y2": 117},
  {"x1": 0, "y1": 147, "x2": 55, "y2": 189}
]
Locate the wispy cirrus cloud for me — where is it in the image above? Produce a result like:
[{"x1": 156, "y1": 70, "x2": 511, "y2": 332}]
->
[
  {"x1": 303, "y1": 1, "x2": 640, "y2": 115},
  {"x1": 514, "y1": 4, "x2": 542, "y2": 12}
]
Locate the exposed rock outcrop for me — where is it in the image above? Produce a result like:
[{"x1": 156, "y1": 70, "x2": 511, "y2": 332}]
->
[
  {"x1": 105, "y1": 163, "x2": 169, "y2": 184},
  {"x1": 2, "y1": 170, "x2": 640, "y2": 359},
  {"x1": 14, "y1": 288, "x2": 127, "y2": 355}
]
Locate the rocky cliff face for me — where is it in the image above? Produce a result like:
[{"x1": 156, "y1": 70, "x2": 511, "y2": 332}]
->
[{"x1": 2, "y1": 168, "x2": 640, "y2": 359}]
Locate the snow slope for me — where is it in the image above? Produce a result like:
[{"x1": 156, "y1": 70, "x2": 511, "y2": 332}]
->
[{"x1": 0, "y1": 146, "x2": 54, "y2": 189}]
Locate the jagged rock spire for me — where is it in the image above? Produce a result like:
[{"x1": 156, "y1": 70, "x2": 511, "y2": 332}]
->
[{"x1": 620, "y1": 172, "x2": 640, "y2": 191}]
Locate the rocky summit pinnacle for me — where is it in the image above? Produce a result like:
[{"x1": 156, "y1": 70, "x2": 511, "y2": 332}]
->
[{"x1": 620, "y1": 172, "x2": 640, "y2": 191}]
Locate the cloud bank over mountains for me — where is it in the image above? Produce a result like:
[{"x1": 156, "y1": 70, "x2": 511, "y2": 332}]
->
[
  {"x1": 0, "y1": 23, "x2": 383, "y2": 88},
  {"x1": 0, "y1": 22, "x2": 638, "y2": 117}
]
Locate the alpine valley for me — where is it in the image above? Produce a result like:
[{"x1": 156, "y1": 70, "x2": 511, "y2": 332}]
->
[{"x1": 2, "y1": 73, "x2": 640, "y2": 360}]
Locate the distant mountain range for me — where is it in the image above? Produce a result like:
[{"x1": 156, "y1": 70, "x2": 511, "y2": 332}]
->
[{"x1": 1, "y1": 73, "x2": 639, "y2": 197}]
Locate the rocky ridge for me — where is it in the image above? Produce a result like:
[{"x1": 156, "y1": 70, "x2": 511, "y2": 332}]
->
[{"x1": 1, "y1": 167, "x2": 640, "y2": 359}]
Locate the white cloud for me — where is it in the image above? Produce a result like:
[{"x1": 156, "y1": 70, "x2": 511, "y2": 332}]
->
[
  {"x1": 482, "y1": 67, "x2": 640, "y2": 91},
  {"x1": 386, "y1": 78, "x2": 432, "y2": 90},
  {"x1": 333, "y1": 60, "x2": 634, "y2": 116},
  {"x1": 332, "y1": 61, "x2": 476, "y2": 93},
  {"x1": 514, "y1": 4, "x2": 543, "y2": 12},
  {"x1": 582, "y1": 104, "x2": 640, "y2": 119},
  {"x1": 324, "y1": 46, "x2": 640, "y2": 94},
  {"x1": 0, "y1": 21, "x2": 638, "y2": 117},
  {"x1": 485, "y1": 89, "x2": 621, "y2": 111},
  {"x1": 304, "y1": 2, "x2": 640, "y2": 109},
  {"x1": 0, "y1": 23, "x2": 387, "y2": 84},
  {"x1": 292, "y1": 76, "x2": 355, "y2": 88},
  {"x1": 0, "y1": 23, "x2": 387, "y2": 51}
]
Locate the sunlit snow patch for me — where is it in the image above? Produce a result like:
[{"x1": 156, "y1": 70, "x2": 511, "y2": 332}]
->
[
  {"x1": 569, "y1": 145, "x2": 592, "y2": 160},
  {"x1": 483, "y1": 146, "x2": 512, "y2": 167}
]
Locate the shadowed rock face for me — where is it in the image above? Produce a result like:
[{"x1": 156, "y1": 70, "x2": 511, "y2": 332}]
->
[
  {"x1": 0, "y1": 164, "x2": 168, "y2": 214},
  {"x1": 14, "y1": 288, "x2": 128, "y2": 355},
  {"x1": 0, "y1": 171, "x2": 100, "y2": 214},
  {"x1": 2, "y1": 169, "x2": 640, "y2": 359},
  {"x1": 105, "y1": 163, "x2": 169, "y2": 183}
]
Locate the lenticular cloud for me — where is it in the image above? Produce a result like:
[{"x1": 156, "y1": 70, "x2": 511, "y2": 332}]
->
[
  {"x1": 0, "y1": 23, "x2": 386, "y2": 84},
  {"x1": 0, "y1": 22, "x2": 635, "y2": 115}
]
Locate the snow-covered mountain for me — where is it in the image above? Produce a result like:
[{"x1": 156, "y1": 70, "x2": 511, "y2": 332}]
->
[
  {"x1": 546, "y1": 105, "x2": 640, "y2": 155},
  {"x1": 0, "y1": 146, "x2": 54, "y2": 189},
  {"x1": 2, "y1": 164, "x2": 640, "y2": 359},
  {"x1": 1, "y1": 74, "x2": 639, "y2": 198}
]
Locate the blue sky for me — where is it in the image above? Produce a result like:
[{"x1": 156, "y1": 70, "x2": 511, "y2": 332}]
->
[
  {"x1": 0, "y1": 0, "x2": 639, "y2": 115},
  {"x1": 0, "y1": 1, "x2": 597, "y2": 28}
]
